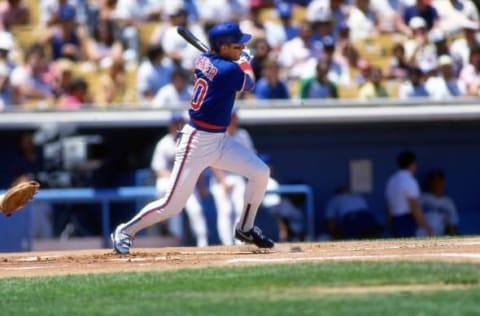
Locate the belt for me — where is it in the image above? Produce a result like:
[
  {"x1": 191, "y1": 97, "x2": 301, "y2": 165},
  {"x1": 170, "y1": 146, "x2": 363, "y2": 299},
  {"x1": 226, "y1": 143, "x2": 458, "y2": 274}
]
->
[{"x1": 189, "y1": 118, "x2": 227, "y2": 133}]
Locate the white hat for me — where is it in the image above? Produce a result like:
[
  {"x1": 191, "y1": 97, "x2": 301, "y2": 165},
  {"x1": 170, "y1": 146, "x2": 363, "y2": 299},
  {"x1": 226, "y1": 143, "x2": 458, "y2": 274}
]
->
[
  {"x1": 165, "y1": 1, "x2": 186, "y2": 16},
  {"x1": 429, "y1": 28, "x2": 446, "y2": 43},
  {"x1": 437, "y1": 54, "x2": 453, "y2": 67},
  {"x1": 0, "y1": 31, "x2": 14, "y2": 51},
  {"x1": 409, "y1": 16, "x2": 427, "y2": 30}
]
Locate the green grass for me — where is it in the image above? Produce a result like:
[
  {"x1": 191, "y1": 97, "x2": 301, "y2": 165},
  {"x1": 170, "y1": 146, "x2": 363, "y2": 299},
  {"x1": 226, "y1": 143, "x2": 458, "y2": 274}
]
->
[{"x1": 1, "y1": 261, "x2": 479, "y2": 316}]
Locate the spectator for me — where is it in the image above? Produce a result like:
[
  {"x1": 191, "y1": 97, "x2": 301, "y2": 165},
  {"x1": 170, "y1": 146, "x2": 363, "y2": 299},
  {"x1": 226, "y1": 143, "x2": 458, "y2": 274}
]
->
[
  {"x1": 276, "y1": 1, "x2": 299, "y2": 41},
  {"x1": 385, "y1": 43, "x2": 411, "y2": 80},
  {"x1": 450, "y1": 20, "x2": 480, "y2": 75},
  {"x1": 307, "y1": 0, "x2": 349, "y2": 37},
  {"x1": 426, "y1": 54, "x2": 465, "y2": 99},
  {"x1": 136, "y1": 44, "x2": 175, "y2": 104},
  {"x1": 347, "y1": 0, "x2": 379, "y2": 41},
  {"x1": 151, "y1": 67, "x2": 193, "y2": 109},
  {"x1": 99, "y1": 58, "x2": 134, "y2": 105},
  {"x1": 154, "y1": 1, "x2": 207, "y2": 70},
  {"x1": 210, "y1": 108, "x2": 254, "y2": 246},
  {"x1": 401, "y1": 0, "x2": 440, "y2": 31},
  {"x1": 196, "y1": 0, "x2": 246, "y2": 23},
  {"x1": 358, "y1": 65, "x2": 389, "y2": 99},
  {"x1": 10, "y1": 43, "x2": 54, "y2": 106},
  {"x1": 110, "y1": 0, "x2": 162, "y2": 61},
  {"x1": 321, "y1": 35, "x2": 351, "y2": 85},
  {"x1": 0, "y1": 0, "x2": 29, "y2": 31},
  {"x1": 150, "y1": 112, "x2": 209, "y2": 246},
  {"x1": 429, "y1": 28, "x2": 450, "y2": 58},
  {"x1": 335, "y1": 22, "x2": 360, "y2": 70},
  {"x1": 0, "y1": 31, "x2": 17, "y2": 108},
  {"x1": 50, "y1": 58, "x2": 74, "y2": 101},
  {"x1": 398, "y1": 67, "x2": 430, "y2": 99},
  {"x1": 418, "y1": 169, "x2": 459, "y2": 236},
  {"x1": 43, "y1": 5, "x2": 88, "y2": 61},
  {"x1": 433, "y1": 0, "x2": 479, "y2": 34},
  {"x1": 385, "y1": 150, "x2": 432, "y2": 237},
  {"x1": 250, "y1": 37, "x2": 271, "y2": 81},
  {"x1": 278, "y1": 20, "x2": 319, "y2": 81},
  {"x1": 85, "y1": 19, "x2": 124, "y2": 65},
  {"x1": 299, "y1": 59, "x2": 338, "y2": 99},
  {"x1": 58, "y1": 76, "x2": 92, "y2": 109},
  {"x1": 40, "y1": 0, "x2": 87, "y2": 27},
  {"x1": 253, "y1": 59, "x2": 290, "y2": 100},
  {"x1": 240, "y1": 1, "x2": 286, "y2": 57},
  {"x1": 325, "y1": 185, "x2": 381, "y2": 240},
  {"x1": 403, "y1": 16, "x2": 437, "y2": 74},
  {"x1": 459, "y1": 46, "x2": 480, "y2": 96}
]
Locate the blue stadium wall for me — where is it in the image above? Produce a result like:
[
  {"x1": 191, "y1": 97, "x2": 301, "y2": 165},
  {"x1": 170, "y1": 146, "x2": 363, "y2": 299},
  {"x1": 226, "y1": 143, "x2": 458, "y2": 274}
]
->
[{"x1": 0, "y1": 119, "x2": 479, "y2": 249}]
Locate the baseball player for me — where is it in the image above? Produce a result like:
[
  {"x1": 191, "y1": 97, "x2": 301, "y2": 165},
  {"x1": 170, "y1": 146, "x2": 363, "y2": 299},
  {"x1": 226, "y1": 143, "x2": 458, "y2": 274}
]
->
[
  {"x1": 151, "y1": 112, "x2": 208, "y2": 246},
  {"x1": 111, "y1": 21, "x2": 274, "y2": 254}
]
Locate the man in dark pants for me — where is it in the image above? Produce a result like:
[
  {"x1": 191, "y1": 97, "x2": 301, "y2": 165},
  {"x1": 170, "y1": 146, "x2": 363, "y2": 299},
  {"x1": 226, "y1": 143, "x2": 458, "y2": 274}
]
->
[{"x1": 385, "y1": 150, "x2": 432, "y2": 237}]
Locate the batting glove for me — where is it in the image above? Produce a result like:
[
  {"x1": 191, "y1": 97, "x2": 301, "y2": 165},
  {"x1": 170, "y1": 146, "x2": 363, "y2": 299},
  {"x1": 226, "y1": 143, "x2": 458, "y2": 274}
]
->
[{"x1": 239, "y1": 48, "x2": 253, "y2": 63}]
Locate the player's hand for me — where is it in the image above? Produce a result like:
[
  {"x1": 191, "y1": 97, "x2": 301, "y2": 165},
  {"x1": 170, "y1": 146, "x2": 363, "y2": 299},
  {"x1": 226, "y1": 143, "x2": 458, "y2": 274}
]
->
[{"x1": 239, "y1": 48, "x2": 253, "y2": 63}]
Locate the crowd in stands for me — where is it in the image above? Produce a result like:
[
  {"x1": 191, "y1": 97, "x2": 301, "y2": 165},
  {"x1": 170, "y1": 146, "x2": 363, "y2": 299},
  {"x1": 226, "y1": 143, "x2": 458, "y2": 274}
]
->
[{"x1": 0, "y1": 0, "x2": 479, "y2": 110}]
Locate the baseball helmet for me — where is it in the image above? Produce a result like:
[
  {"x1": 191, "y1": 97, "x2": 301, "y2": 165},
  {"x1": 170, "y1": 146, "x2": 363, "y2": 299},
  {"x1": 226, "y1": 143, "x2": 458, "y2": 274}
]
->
[{"x1": 208, "y1": 22, "x2": 251, "y2": 52}]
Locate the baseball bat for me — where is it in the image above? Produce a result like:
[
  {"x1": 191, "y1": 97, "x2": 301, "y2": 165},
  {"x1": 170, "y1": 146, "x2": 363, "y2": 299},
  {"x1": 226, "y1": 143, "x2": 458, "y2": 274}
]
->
[{"x1": 177, "y1": 26, "x2": 210, "y2": 53}]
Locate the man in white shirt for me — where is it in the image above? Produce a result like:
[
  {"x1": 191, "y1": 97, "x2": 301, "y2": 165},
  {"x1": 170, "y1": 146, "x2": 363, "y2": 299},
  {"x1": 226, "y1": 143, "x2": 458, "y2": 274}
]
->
[
  {"x1": 418, "y1": 169, "x2": 459, "y2": 236},
  {"x1": 385, "y1": 150, "x2": 432, "y2": 237}
]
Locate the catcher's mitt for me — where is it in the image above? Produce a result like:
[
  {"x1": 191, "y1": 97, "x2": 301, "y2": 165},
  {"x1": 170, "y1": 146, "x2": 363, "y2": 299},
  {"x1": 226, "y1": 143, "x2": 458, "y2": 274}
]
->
[{"x1": 1, "y1": 181, "x2": 40, "y2": 217}]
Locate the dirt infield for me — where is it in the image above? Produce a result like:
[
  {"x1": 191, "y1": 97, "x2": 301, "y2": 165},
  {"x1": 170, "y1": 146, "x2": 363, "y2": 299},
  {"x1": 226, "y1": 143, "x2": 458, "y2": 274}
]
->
[{"x1": 0, "y1": 237, "x2": 479, "y2": 279}]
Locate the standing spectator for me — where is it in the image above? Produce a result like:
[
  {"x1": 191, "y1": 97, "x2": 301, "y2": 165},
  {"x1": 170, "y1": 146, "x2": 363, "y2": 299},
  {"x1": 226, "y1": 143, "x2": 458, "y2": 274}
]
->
[
  {"x1": 325, "y1": 185, "x2": 380, "y2": 240},
  {"x1": 150, "y1": 112, "x2": 209, "y2": 246},
  {"x1": 418, "y1": 169, "x2": 459, "y2": 237},
  {"x1": 398, "y1": 67, "x2": 430, "y2": 99},
  {"x1": 299, "y1": 59, "x2": 338, "y2": 99},
  {"x1": 136, "y1": 44, "x2": 174, "y2": 104},
  {"x1": 253, "y1": 59, "x2": 290, "y2": 100},
  {"x1": 385, "y1": 150, "x2": 432, "y2": 237},
  {"x1": 426, "y1": 54, "x2": 465, "y2": 99},
  {"x1": 151, "y1": 68, "x2": 193, "y2": 109},
  {"x1": 210, "y1": 108, "x2": 254, "y2": 246},
  {"x1": 10, "y1": 43, "x2": 54, "y2": 106},
  {"x1": 358, "y1": 65, "x2": 389, "y2": 99},
  {"x1": 43, "y1": 5, "x2": 88, "y2": 61},
  {"x1": 0, "y1": 0, "x2": 29, "y2": 31}
]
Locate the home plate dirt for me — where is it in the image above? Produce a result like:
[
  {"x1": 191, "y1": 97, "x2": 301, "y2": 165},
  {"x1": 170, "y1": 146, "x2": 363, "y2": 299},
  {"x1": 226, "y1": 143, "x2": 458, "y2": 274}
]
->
[{"x1": 0, "y1": 237, "x2": 479, "y2": 279}]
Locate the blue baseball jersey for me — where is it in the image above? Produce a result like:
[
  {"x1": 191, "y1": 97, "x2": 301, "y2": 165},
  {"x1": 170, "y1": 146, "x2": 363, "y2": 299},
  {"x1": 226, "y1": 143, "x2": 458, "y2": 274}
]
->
[{"x1": 189, "y1": 53, "x2": 254, "y2": 132}]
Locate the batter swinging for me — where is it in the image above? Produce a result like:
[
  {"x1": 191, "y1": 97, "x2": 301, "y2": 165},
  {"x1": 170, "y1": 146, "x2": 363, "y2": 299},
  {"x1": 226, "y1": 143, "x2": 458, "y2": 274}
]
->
[{"x1": 111, "y1": 21, "x2": 274, "y2": 254}]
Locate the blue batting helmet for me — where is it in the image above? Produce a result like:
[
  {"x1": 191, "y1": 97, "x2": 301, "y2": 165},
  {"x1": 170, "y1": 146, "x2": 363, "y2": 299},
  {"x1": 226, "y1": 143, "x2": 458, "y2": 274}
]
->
[{"x1": 208, "y1": 22, "x2": 251, "y2": 52}]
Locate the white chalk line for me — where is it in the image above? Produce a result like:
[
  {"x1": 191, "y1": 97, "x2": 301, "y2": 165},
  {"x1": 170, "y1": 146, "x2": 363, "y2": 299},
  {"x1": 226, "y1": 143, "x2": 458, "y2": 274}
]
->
[
  {"x1": 0, "y1": 265, "x2": 69, "y2": 271},
  {"x1": 225, "y1": 252, "x2": 480, "y2": 264}
]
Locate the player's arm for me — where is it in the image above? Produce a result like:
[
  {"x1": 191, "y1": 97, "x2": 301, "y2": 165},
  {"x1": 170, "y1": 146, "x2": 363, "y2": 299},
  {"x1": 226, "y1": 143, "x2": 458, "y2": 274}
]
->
[
  {"x1": 408, "y1": 197, "x2": 432, "y2": 236},
  {"x1": 237, "y1": 49, "x2": 255, "y2": 91}
]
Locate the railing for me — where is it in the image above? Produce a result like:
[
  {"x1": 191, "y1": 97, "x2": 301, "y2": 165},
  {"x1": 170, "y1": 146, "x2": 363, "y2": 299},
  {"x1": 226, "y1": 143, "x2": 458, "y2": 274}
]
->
[{"x1": 22, "y1": 184, "x2": 315, "y2": 250}]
